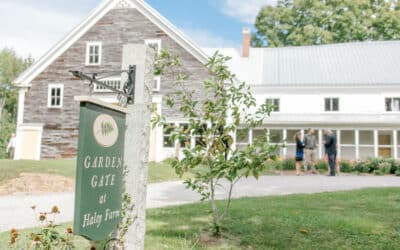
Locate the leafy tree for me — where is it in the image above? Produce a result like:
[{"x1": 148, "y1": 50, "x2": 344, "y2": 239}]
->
[
  {"x1": 153, "y1": 51, "x2": 279, "y2": 236},
  {"x1": 253, "y1": 0, "x2": 400, "y2": 47},
  {"x1": 0, "y1": 48, "x2": 33, "y2": 158}
]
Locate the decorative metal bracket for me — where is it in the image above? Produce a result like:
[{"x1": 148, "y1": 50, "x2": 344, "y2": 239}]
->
[{"x1": 70, "y1": 65, "x2": 136, "y2": 107}]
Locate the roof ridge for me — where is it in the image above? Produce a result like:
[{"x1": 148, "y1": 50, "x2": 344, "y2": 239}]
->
[
  {"x1": 203, "y1": 40, "x2": 400, "y2": 51},
  {"x1": 265, "y1": 40, "x2": 400, "y2": 50}
]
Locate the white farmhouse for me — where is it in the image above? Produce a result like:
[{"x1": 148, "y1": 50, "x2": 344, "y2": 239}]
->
[{"x1": 204, "y1": 29, "x2": 400, "y2": 160}]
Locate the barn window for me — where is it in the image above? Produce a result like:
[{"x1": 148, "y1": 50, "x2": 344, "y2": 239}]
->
[
  {"x1": 48, "y1": 84, "x2": 64, "y2": 108},
  {"x1": 86, "y1": 42, "x2": 102, "y2": 65},
  {"x1": 145, "y1": 39, "x2": 161, "y2": 54}
]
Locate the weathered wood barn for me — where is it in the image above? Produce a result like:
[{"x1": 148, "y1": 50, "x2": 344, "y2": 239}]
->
[{"x1": 14, "y1": 0, "x2": 210, "y2": 161}]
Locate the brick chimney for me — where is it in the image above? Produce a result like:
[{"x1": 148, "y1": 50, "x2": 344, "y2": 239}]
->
[{"x1": 242, "y1": 27, "x2": 250, "y2": 58}]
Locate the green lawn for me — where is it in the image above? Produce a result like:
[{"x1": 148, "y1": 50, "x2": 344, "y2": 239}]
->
[
  {"x1": 1, "y1": 188, "x2": 399, "y2": 249},
  {"x1": 0, "y1": 159, "x2": 188, "y2": 184},
  {"x1": 0, "y1": 160, "x2": 76, "y2": 184},
  {"x1": 145, "y1": 187, "x2": 400, "y2": 249}
]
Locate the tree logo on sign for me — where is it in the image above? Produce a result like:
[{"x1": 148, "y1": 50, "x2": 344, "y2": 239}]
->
[{"x1": 93, "y1": 114, "x2": 119, "y2": 147}]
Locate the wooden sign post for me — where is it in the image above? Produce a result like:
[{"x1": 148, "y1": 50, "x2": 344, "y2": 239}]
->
[{"x1": 122, "y1": 44, "x2": 153, "y2": 250}]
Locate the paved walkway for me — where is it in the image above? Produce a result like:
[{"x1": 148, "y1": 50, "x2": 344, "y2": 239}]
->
[{"x1": 0, "y1": 175, "x2": 399, "y2": 232}]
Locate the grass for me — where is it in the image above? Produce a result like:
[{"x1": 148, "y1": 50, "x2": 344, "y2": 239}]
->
[
  {"x1": 148, "y1": 159, "x2": 192, "y2": 183},
  {"x1": 0, "y1": 159, "x2": 189, "y2": 185},
  {"x1": 145, "y1": 187, "x2": 400, "y2": 249},
  {"x1": 1, "y1": 188, "x2": 399, "y2": 249},
  {"x1": 0, "y1": 160, "x2": 76, "y2": 184}
]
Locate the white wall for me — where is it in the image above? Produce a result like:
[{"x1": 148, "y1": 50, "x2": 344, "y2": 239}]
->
[{"x1": 253, "y1": 86, "x2": 400, "y2": 114}]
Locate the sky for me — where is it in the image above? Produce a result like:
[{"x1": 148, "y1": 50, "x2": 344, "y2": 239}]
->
[{"x1": 0, "y1": 0, "x2": 276, "y2": 59}]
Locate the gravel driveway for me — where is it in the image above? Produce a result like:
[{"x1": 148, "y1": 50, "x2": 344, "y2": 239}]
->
[{"x1": 0, "y1": 175, "x2": 399, "y2": 232}]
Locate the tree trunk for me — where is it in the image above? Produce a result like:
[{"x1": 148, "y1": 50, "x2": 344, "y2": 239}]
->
[
  {"x1": 0, "y1": 97, "x2": 5, "y2": 121},
  {"x1": 0, "y1": 96, "x2": 6, "y2": 131},
  {"x1": 209, "y1": 178, "x2": 220, "y2": 235},
  {"x1": 220, "y1": 181, "x2": 234, "y2": 221}
]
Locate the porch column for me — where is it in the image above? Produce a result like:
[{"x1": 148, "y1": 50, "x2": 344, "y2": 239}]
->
[
  {"x1": 318, "y1": 129, "x2": 323, "y2": 159},
  {"x1": 355, "y1": 129, "x2": 360, "y2": 160},
  {"x1": 231, "y1": 130, "x2": 237, "y2": 151},
  {"x1": 374, "y1": 129, "x2": 379, "y2": 158},
  {"x1": 190, "y1": 132, "x2": 195, "y2": 149},
  {"x1": 152, "y1": 96, "x2": 163, "y2": 162},
  {"x1": 174, "y1": 122, "x2": 180, "y2": 158},
  {"x1": 282, "y1": 129, "x2": 287, "y2": 158},
  {"x1": 393, "y1": 130, "x2": 398, "y2": 159},
  {"x1": 17, "y1": 88, "x2": 27, "y2": 125},
  {"x1": 336, "y1": 130, "x2": 341, "y2": 159}
]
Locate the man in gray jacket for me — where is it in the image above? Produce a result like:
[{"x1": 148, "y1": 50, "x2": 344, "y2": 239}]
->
[
  {"x1": 304, "y1": 129, "x2": 317, "y2": 174},
  {"x1": 324, "y1": 129, "x2": 337, "y2": 176}
]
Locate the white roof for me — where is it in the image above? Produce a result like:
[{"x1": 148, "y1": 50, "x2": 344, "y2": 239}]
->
[
  {"x1": 203, "y1": 41, "x2": 400, "y2": 86},
  {"x1": 15, "y1": 0, "x2": 209, "y2": 87}
]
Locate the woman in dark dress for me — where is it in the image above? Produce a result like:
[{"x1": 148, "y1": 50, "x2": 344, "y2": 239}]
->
[{"x1": 294, "y1": 132, "x2": 305, "y2": 175}]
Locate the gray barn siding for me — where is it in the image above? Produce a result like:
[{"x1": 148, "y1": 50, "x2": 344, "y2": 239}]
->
[{"x1": 23, "y1": 8, "x2": 209, "y2": 158}]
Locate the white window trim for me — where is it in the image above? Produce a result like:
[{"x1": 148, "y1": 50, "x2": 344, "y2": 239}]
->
[
  {"x1": 47, "y1": 84, "x2": 64, "y2": 108},
  {"x1": 86, "y1": 42, "x2": 102, "y2": 66},
  {"x1": 266, "y1": 98, "x2": 280, "y2": 112},
  {"x1": 145, "y1": 39, "x2": 162, "y2": 54},
  {"x1": 94, "y1": 77, "x2": 122, "y2": 93},
  {"x1": 324, "y1": 97, "x2": 340, "y2": 112},
  {"x1": 385, "y1": 97, "x2": 400, "y2": 112},
  {"x1": 162, "y1": 121, "x2": 190, "y2": 149},
  {"x1": 153, "y1": 76, "x2": 161, "y2": 91},
  {"x1": 163, "y1": 122, "x2": 176, "y2": 148}
]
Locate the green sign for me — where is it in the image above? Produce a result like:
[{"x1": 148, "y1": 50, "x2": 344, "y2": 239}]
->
[{"x1": 74, "y1": 101, "x2": 126, "y2": 241}]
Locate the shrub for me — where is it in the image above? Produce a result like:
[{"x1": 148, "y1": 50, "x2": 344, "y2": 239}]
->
[
  {"x1": 366, "y1": 158, "x2": 386, "y2": 172},
  {"x1": 354, "y1": 161, "x2": 370, "y2": 173},
  {"x1": 262, "y1": 159, "x2": 281, "y2": 172},
  {"x1": 353, "y1": 158, "x2": 399, "y2": 174},
  {"x1": 269, "y1": 160, "x2": 282, "y2": 170},
  {"x1": 362, "y1": 165, "x2": 371, "y2": 173},
  {"x1": 388, "y1": 159, "x2": 400, "y2": 174},
  {"x1": 395, "y1": 170, "x2": 400, "y2": 176},
  {"x1": 315, "y1": 160, "x2": 328, "y2": 170},
  {"x1": 378, "y1": 162, "x2": 392, "y2": 175},
  {"x1": 281, "y1": 158, "x2": 296, "y2": 170},
  {"x1": 339, "y1": 160, "x2": 353, "y2": 173},
  {"x1": 353, "y1": 161, "x2": 362, "y2": 172},
  {"x1": 268, "y1": 157, "x2": 399, "y2": 175}
]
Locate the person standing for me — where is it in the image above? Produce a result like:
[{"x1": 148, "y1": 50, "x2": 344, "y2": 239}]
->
[
  {"x1": 304, "y1": 128, "x2": 317, "y2": 174},
  {"x1": 294, "y1": 132, "x2": 305, "y2": 176},
  {"x1": 324, "y1": 129, "x2": 337, "y2": 176},
  {"x1": 6, "y1": 133, "x2": 16, "y2": 160}
]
